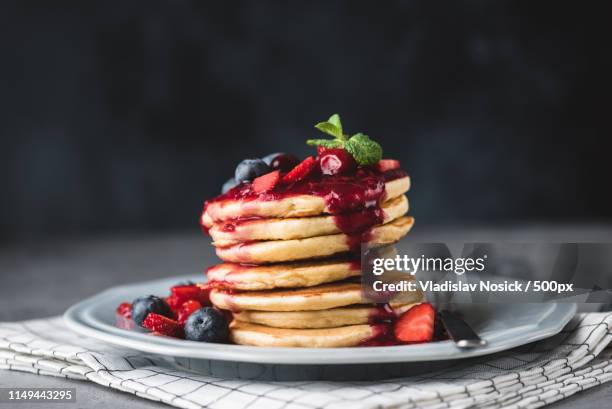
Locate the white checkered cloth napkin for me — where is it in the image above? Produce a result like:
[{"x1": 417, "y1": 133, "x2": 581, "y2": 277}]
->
[{"x1": 1, "y1": 313, "x2": 611, "y2": 409}]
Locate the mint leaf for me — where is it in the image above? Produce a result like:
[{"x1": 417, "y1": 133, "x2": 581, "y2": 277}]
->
[
  {"x1": 314, "y1": 122, "x2": 343, "y2": 139},
  {"x1": 344, "y1": 133, "x2": 383, "y2": 165},
  {"x1": 306, "y1": 139, "x2": 345, "y2": 149},
  {"x1": 327, "y1": 114, "x2": 343, "y2": 136},
  {"x1": 309, "y1": 114, "x2": 383, "y2": 163}
]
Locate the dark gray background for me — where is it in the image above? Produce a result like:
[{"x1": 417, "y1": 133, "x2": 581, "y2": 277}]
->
[{"x1": 1, "y1": 0, "x2": 611, "y2": 242}]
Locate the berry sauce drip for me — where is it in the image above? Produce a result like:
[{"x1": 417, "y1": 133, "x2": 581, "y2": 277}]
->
[
  {"x1": 368, "y1": 303, "x2": 397, "y2": 323},
  {"x1": 360, "y1": 323, "x2": 399, "y2": 347},
  {"x1": 204, "y1": 167, "x2": 407, "y2": 250},
  {"x1": 358, "y1": 305, "x2": 400, "y2": 346}
]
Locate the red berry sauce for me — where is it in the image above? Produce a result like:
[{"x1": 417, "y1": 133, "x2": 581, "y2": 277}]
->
[
  {"x1": 203, "y1": 164, "x2": 407, "y2": 251},
  {"x1": 360, "y1": 323, "x2": 399, "y2": 346}
]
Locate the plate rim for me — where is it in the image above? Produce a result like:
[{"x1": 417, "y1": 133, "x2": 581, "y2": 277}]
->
[{"x1": 64, "y1": 275, "x2": 577, "y2": 365}]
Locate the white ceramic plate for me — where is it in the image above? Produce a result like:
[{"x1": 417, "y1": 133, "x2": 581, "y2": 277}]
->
[{"x1": 64, "y1": 274, "x2": 576, "y2": 365}]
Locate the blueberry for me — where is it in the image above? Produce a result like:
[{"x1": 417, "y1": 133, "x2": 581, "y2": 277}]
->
[
  {"x1": 131, "y1": 295, "x2": 172, "y2": 327},
  {"x1": 184, "y1": 307, "x2": 229, "y2": 343},
  {"x1": 221, "y1": 178, "x2": 239, "y2": 194},
  {"x1": 262, "y1": 152, "x2": 284, "y2": 165},
  {"x1": 234, "y1": 159, "x2": 271, "y2": 183}
]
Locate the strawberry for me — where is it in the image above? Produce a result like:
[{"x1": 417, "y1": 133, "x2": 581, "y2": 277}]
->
[
  {"x1": 164, "y1": 296, "x2": 181, "y2": 320},
  {"x1": 318, "y1": 148, "x2": 357, "y2": 176},
  {"x1": 376, "y1": 159, "x2": 401, "y2": 172},
  {"x1": 393, "y1": 303, "x2": 435, "y2": 343},
  {"x1": 115, "y1": 302, "x2": 134, "y2": 330},
  {"x1": 165, "y1": 295, "x2": 182, "y2": 311},
  {"x1": 281, "y1": 156, "x2": 318, "y2": 184},
  {"x1": 171, "y1": 284, "x2": 210, "y2": 305},
  {"x1": 252, "y1": 170, "x2": 280, "y2": 193},
  {"x1": 142, "y1": 313, "x2": 184, "y2": 338},
  {"x1": 178, "y1": 300, "x2": 202, "y2": 324},
  {"x1": 116, "y1": 302, "x2": 132, "y2": 318}
]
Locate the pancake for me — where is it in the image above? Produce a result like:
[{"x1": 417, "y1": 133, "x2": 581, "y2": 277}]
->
[
  {"x1": 210, "y1": 281, "x2": 366, "y2": 312},
  {"x1": 202, "y1": 176, "x2": 410, "y2": 227},
  {"x1": 214, "y1": 216, "x2": 414, "y2": 264},
  {"x1": 229, "y1": 321, "x2": 383, "y2": 347},
  {"x1": 209, "y1": 195, "x2": 409, "y2": 247},
  {"x1": 233, "y1": 303, "x2": 422, "y2": 328},
  {"x1": 206, "y1": 260, "x2": 360, "y2": 291}
]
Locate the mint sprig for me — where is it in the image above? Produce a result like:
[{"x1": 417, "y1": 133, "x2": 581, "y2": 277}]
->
[
  {"x1": 314, "y1": 113, "x2": 347, "y2": 141},
  {"x1": 306, "y1": 113, "x2": 383, "y2": 165},
  {"x1": 344, "y1": 133, "x2": 383, "y2": 166}
]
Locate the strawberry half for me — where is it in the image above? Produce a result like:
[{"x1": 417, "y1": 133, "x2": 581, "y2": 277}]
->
[
  {"x1": 142, "y1": 313, "x2": 184, "y2": 338},
  {"x1": 394, "y1": 303, "x2": 435, "y2": 343},
  {"x1": 281, "y1": 156, "x2": 318, "y2": 184},
  {"x1": 177, "y1": 300, "x2": 202, "y2": 324},
  {"x1": 377, "y1": 159, "x2": 401, "y2": 172},
  {"x1": 252, "y1": 170, "x2": 280, "y2": 193}
]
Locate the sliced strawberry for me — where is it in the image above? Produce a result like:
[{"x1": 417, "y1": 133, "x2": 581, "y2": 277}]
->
[
  {"x1": 142, "y1": 313, "x2": 184, "y2": 338},
  {"x1": 252, "y1": 170, "x2": 280, "y2": 193},
  {"x1": 317, "y1": 146, "x2": 328, "y2": 155},
  {"x1": 376, "y1": 159, "x2": 401, "y2": 172},
  {"x1": 394, "y1": 303, "x2": 435, "y2": 343},
  {"x1": 115, "y1": 302, "x2": 134, "y2": 330},
  {"x1": 171, "y1": 284, "x2": 210, "y2": 305},
  {"x1": 165, "y1": 295, "x2": 180, "y2": 309},
  {"x1": 281, "y1": 156, "x2": 318, "y2": 184},
  {"x1": 171, "y1": 285, "x2": 201, "y2": 301},
  {"x1": 116, "y1": 302, "x2": 132, "y2": 318},
  {"x1": 165, "y1": 295, "x2": 182, "y2": 317},
  {"x1": 178, "y1": 300, "x2": 202, "y2": 324}
]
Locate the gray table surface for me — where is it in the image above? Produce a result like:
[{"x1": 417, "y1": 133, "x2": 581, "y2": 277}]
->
[{"x1": 1, "y1": 225, "x2": 611, "y2": 408}]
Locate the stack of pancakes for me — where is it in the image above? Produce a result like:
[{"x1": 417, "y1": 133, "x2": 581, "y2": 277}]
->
[{"x1": 201, "y1": 174, "x2": 420, "y2": 347}]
